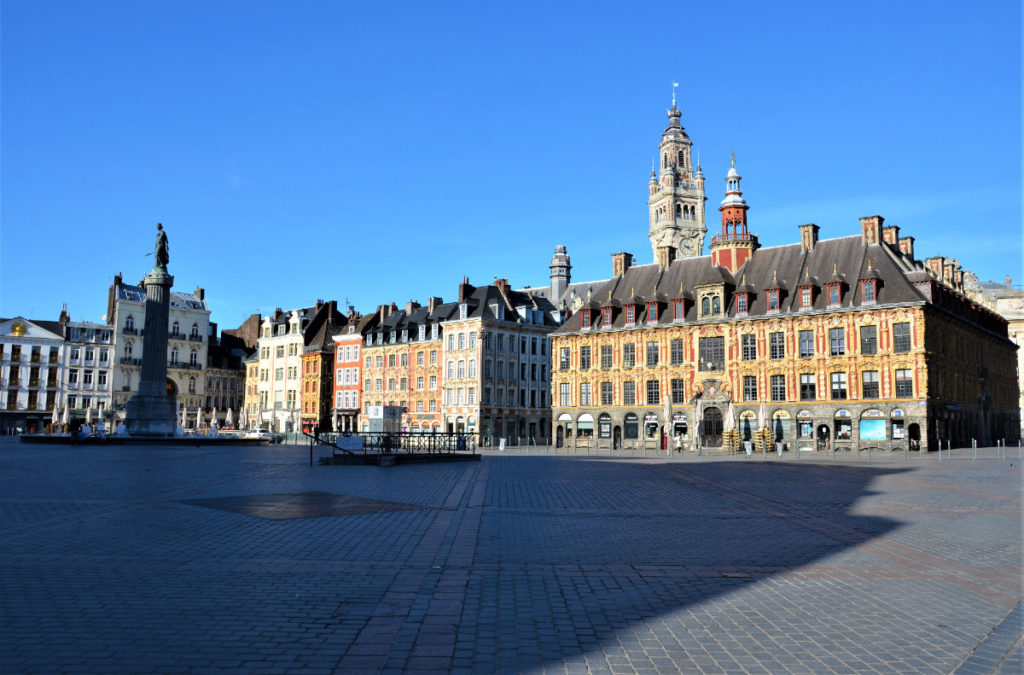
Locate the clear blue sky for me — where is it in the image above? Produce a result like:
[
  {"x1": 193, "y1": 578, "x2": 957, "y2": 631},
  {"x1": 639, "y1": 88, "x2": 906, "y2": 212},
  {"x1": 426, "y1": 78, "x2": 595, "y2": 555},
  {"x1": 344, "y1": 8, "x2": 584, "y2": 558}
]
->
[{"x1": 2, "y1": 1, "x2": 1021, "y2": 327}]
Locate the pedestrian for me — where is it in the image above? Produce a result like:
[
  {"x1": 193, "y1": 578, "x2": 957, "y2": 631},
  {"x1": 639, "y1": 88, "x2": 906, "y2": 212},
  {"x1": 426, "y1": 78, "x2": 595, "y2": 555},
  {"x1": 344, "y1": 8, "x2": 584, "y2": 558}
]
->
[{"x1": 675, "y1": 434, "x2": 682, "y2": 454}]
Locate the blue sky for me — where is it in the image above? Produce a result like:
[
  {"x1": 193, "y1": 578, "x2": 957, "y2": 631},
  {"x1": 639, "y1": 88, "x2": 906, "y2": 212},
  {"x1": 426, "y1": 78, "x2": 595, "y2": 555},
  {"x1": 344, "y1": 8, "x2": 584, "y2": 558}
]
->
[{"x1": 2, "y1": 1, "x2": 1021, "y2": 327}]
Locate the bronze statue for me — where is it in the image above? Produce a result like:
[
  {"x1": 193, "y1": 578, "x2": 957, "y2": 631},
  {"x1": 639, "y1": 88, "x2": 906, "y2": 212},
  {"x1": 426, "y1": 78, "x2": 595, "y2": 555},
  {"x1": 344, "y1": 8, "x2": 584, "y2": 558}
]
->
[{"x1": 155, "y1": 223, "x2": 169, "y2": 268}]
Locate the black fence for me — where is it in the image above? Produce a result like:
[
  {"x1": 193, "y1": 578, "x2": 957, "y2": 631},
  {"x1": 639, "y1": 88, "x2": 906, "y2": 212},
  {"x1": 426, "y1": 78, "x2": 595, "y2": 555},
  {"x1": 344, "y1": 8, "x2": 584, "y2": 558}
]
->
[{"x1": 313, "y1": 431, "x2": 480, "y2": 458}]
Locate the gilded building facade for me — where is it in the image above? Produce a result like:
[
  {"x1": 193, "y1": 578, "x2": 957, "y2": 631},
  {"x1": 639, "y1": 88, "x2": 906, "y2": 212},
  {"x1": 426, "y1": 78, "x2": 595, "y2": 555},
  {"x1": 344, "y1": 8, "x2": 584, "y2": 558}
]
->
[{"x1": 550, "y1": 145, "x2": 1019, "y2": 452}]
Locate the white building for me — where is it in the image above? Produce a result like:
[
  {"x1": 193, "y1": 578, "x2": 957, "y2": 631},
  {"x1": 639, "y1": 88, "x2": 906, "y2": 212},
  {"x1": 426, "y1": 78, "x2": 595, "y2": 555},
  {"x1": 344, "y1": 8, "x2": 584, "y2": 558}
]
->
[
  {"x1": 106, "y1": 274, "x2": 211, "y2": 422},
  {"x1": 253, "y1": 304, "x2": 319, "y2": 433},
  {"x1": 62, "y1": 318, "x2": 115, "y2": 426},
  {"x1": 0, "y1": 314, "x2": 66, "y2": 434}
]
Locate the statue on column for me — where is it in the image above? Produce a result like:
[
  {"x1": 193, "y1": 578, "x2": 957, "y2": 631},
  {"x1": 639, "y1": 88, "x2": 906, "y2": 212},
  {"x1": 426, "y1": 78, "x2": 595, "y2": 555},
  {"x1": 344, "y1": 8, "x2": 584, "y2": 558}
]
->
[{"x1": 154, "y1": 223, "x2": 170, "y2": 269}]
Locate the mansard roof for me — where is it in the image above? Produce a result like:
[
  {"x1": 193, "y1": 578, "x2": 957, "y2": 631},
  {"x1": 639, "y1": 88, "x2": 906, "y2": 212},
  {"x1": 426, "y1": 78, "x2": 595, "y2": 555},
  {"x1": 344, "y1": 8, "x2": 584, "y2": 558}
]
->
[
  {"x1": 553, "y1": 234, "x2": 932, "y2": 334},
  {"x1": 115, "y1": 283, "x2": 209, "y2": 312}
]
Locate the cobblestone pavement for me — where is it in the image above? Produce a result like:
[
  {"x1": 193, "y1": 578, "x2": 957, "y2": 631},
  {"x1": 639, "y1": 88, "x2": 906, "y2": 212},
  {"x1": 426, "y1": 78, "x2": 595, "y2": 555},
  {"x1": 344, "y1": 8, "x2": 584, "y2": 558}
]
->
[{"x1": 1, "y1": 439, "x2": 1020, "y2": 674}]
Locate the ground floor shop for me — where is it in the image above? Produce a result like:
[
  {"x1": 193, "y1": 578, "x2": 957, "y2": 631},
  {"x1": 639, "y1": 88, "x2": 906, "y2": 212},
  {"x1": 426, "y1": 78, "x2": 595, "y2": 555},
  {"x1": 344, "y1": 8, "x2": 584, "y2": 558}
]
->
[{"x1": 551, "y1": 401, "x2": 939, "y2": 452}]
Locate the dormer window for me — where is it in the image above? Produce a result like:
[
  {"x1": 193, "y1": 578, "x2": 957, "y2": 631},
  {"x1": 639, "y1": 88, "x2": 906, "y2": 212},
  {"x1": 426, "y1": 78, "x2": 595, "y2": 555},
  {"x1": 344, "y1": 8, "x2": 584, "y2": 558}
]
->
[
  {"x1": 581, "y1": 310, "x2": 592, "y2": 329},
  {"x1": 700, "y1": 295, "x2": 722, "y2": 317},
  {"x1": 827, "y1": 284, "x2": 842, "y2": 306},
  {"x1": 459, "y1": 303, "x2": 468, "y2": 320},
  {"x1": 712, "y1": 297, "x2": 721, "y2": 315},
  {"x1": 672, "y1": 300, "x2": 685, "y2": 320},
  {"x1": 418, "y1": 325, "x2": 426, "y2": 341},
  {"x1": 735, "y1": 294, "x2": 748, "y2": 315},
  {"x1": 799, "y1": 287, "x2": 813, "y2": 309},
  {"x1": 646, "y1": 303, "x2": 658, "y2": 322},
  {"x1": 431, "y1": 324, "x2": 439, "y2": 340},
  {"x1": 625, "y1": 305, "x2": 636, "y2": 325},
  {"x1": 602, "y1": 307, "x2": 613, "y2": 326},
  {"x1": 861, "y1": 280, "x2": 876, "y2": 303},
  {"x1": 767, "y1": 290, "x2": 780, "y2": 312}
]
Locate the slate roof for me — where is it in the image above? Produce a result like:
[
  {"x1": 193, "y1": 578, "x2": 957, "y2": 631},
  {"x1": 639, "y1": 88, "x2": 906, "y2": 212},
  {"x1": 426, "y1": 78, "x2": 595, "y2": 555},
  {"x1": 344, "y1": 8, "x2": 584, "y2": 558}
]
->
[
  {"x1": 554, "y1": 235, "x2": 933, "y2": 334},
  {"x1": 116, "y1": 283, "x2": 209, "y2": 312}
]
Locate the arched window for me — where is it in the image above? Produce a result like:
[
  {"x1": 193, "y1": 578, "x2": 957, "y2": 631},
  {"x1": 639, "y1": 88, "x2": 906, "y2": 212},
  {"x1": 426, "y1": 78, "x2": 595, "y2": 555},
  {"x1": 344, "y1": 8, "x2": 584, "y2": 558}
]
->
[
  {"x1": 662, "y1": 153, "x2": 667, "y2": 168},
  {"x1": 447, "y1": 361, "x2": 454, "y2": 379},
  {"x1": 712, "y1": 296, "x2": 721, "y2": 314},
  {"x1": 457, "y1": 360, "x2": 465, "y2": 378},
  {"x1": 188, "y1": 377, "x2": 196, "y2": 394},
  {"x1": 189, "y1": 350, "x2": 198, "y2": 366},
  {"x1": 191, "y1": 323, "x2": 199, "y2": 338},
  {"x1": 701, "y1": 297, "x2": 710, "y2": 315},
  {"x1": 678, "y1": 150, "x2": 684, "y2": 166},
  {"x1": 125, "y1": 342, "x2": 133, "y2": 358},
  {"x1": 125, "y1": 316, "x2": 135, "y2": 331},
  {"x1": 676, "y1": 204, "x2": 682, "y2": 216},
  {"x1": 172, "y1": 322, "x2": 180, "y2": 337},
  {"x1": 469, "y1": 359, "x2": 476, "y2": 377},
  {"x1": 171, "y1": 348, "x2": 180, "y2": 363}
]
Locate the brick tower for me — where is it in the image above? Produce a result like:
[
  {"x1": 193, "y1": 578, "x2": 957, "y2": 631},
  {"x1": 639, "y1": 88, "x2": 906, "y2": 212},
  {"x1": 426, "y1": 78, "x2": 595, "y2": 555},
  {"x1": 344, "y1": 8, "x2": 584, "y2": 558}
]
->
[{"x1": 709, "y1": 152, "x2": 758, "y2": 273}]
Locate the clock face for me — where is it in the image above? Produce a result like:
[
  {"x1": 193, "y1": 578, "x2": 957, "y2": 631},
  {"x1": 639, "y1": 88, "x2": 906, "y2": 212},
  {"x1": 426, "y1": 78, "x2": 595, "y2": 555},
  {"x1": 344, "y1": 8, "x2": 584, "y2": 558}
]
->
[
  {"x1": 11, "y1": 321, "x2": 26, "y2": 337},
  {"x1": 681, "y1": 239, "x2": 696, "y2": 256}
]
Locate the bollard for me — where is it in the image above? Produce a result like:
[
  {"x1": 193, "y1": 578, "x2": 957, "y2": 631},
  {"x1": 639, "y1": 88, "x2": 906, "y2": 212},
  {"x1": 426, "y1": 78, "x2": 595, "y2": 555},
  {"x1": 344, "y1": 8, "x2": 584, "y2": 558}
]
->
[{"x1": 972, "y1": 439, "x2": 977, "y2": 461}]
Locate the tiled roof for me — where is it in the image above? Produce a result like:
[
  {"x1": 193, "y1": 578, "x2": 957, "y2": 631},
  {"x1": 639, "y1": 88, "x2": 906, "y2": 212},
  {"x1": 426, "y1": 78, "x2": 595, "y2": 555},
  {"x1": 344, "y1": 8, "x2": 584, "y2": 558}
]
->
[{"x1": 554, "y1": 235, "x2": 931, "y2": 334}]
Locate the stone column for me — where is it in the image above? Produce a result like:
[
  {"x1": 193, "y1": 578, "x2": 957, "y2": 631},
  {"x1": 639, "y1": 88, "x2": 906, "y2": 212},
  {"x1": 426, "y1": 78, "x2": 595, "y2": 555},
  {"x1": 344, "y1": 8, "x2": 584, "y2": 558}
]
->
[{"x1": 126, "y1": 268, "x2": 177, "y2": 436}]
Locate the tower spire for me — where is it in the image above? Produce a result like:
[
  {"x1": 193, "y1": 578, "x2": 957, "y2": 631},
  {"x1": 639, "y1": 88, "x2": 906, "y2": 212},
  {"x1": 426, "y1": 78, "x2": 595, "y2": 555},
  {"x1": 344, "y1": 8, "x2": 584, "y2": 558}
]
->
[{"x1": 672, "y1": 81, "x2": 679, "y2": 108}]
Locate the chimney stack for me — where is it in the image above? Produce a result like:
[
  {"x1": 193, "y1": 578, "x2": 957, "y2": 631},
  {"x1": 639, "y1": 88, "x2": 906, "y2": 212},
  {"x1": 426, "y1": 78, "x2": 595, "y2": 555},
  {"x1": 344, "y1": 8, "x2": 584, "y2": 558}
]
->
[
  {"x1": 925, "y1": 256, "x2": 945, "y2": 278},
  {"x1": 612, "y1": 252, "x2": 633, "y2": 277},
  {"x1": 860, "y1": 215, "x2": 884, "y2": 245},
  {"x1": 655, "y1": 245, "x2": 675, "y2": 270},
  {"x1": 898, "y1": 236, "x2": 915, "y2": 259},
  {"x1": 59, "y1": 303, "x2": 69, "y2": 326},
  {"x1": 194, "y1": 286, "x2": 205, "y2": 301},
  {"x1": 458, "y1": 277, "x2": 475, "y2": 302},
  {"x1": 882, "y1": 225, "x2": 900, "y2": 246},
  {"x1": 799, "y1": 223, "x2": 819, "y2": 253},
  {"x1": 427, "y1": 296, "x2": 443, "y2": 313},
  {"x1": 405, "y1": 300, "x2": 421, "y2": 314}
]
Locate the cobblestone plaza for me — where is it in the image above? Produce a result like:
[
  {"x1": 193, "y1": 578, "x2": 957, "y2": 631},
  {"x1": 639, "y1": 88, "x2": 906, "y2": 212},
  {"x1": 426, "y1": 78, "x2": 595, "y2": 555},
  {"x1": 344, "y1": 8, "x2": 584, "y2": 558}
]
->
[{"x1": 1, "y1": 440, "x2": 1021, "y2": 673}]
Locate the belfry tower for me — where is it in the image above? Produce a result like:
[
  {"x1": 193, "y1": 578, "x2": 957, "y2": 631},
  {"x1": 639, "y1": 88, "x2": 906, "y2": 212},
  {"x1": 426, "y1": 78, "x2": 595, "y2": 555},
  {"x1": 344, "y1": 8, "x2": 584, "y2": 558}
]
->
[
  {"x1": 709, "y1": 153, "x2": 758, "y2": 273},
  {"x1": 648, "y1": 93, "x2": 706, "y2": 259}
]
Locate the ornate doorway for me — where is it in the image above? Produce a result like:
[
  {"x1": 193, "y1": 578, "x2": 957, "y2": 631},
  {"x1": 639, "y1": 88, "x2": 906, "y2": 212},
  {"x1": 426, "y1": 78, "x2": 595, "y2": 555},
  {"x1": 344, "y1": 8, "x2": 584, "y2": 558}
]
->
[{"x1": 702, "y1": 406, "x2": 723, "y2": 447}]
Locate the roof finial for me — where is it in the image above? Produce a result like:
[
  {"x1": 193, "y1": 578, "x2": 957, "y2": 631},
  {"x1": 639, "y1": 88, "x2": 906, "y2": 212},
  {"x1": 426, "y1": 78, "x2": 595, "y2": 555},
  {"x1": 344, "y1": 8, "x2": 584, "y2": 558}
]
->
[
  {"x1": 672, "y1": 81, "x2": 679, "y2": 107},
  {"x1": 867, "y1": 259, "x2": 874, "y2": 271},
  {"x1": 773, "y1": 269, "x2": 778, "y2": 282},
  {"x1": 631, "y1": 287, "x2": 635, "y2": 298},
  {"x1": 730, "y1": 149, "x2": 735, "y2": 168},
  {"x1": 680, "y1": 280, "x2": 684, "y2": 292},
  {"x1": 833, "y1": 262, "x2": 838, "y2": 275}
]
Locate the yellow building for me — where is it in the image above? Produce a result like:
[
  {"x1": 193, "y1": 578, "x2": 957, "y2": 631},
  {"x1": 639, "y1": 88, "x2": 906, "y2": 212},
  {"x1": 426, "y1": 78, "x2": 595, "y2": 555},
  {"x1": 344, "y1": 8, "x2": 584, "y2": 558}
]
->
[{"x1": 550, "y1": 156, "x2": 1019, "y2": 452}]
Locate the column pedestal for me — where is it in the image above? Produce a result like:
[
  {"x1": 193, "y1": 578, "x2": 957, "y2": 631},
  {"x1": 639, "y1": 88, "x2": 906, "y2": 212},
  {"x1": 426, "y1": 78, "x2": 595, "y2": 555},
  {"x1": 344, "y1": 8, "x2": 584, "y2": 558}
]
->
[{"x1": 126, "y1": 268, "x2": 177, "y2": 436}]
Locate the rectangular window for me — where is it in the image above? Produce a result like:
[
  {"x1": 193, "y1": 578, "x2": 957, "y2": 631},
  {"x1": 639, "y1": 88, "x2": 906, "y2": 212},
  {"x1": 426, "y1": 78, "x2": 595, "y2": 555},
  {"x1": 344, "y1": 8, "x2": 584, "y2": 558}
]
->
[
  {"x1": 799, "y1": 373, "x2": 816, "y2": 401},
  {"x1": 860, "y1": 325, "x2": 877, "y2": 355},
  {"x1": 699, "y1": 337, "x2": 724, "y2": 371},
  {"x1": 770, "y1": 374, "x2": 786, "y2": 401},
  {"x1": 862, "y1": 280, "x2": 876, "y2": 302},
  {"x1": 416, "y1": 376, "x2": 424, "y2": 390},
  {"x1": 559, "y1": 382, "x2": 570, "y2": 407},
  {"x1": 600, "y1": 345, "x2": 612, "y2": 369},
  {"x1": 893, "y1": 322, "x2": 911, "y2": 353},
  {"x1": 673, "y1": 300, "x2": 685, "y2": 320},
  {"x1": 831, "y1": 372, "x2": 848, "y2": 400},
  {"x1": 829, "y1": 328, "x2": 845, "y2": 356},
  {"x1": 800, "y1": 287, "x2": 812, "y2": 308},
  {"x1": 768, "y1": 291, "x2": 779, "y2": 311},
  {"x1": 671, "y1": 378, "x2": 685, "y2": 404},
  {"x1": 646, "y1": 380, "x2": 660, "y2": 406},
  {"x1": 670, "y1": 339, "x2": 683, "y2": 365},
  {"x1": 736, "y1": 294, "x2": 747, "y2": 314},
  {"x1": 741, "y1": 334, "x2": 757, "y2": 361},
  {"x1": 580, "y1": 346, "x2": 591, "y2": 370},
  {"x1": 623, "y1": 381, "x2": 636, "y2": 406},
  {"x1": 429, "y1": 375, "x2": 437, "y2": 389},
  {"x1": 743, "y1": 375, "x2": 757, "y2": 402},
  {"x1": 581, "y1": 310, "x2": 591, "y2": 329},
  {"x1": 559, "y1": 347, "x2": 571, "y2": 371},
  {"x1": 769, "y1": 332, "x2": 785, "y2": 360},
  {"x1": 646, "y1": 303, "x2": 658, "y2": 322},
  {"x1": 623, "y1": 343, "x2": 635, "y2": 368},
  {"x1": 579, "y1": 382, "x2": 591, "y2": 406},
  {"x1": 625, "y1": 305, "x2": 635, "y2": 325},
  {"x1": 862, "y1": 370, "x2": 879, "y2": 399},
  {"x1": 602, "y1": 308, "x2": 612, "y2": 326},
  {"x1": 799, "y1": 330, "x2": 814, "y2": 358},
  {"x1": 645, "y1": 341, "x2": 659, "y2": 367},
  {"x1": 895, "y1": 369, "x2": 913, "y2": 398},
  {"x1": 600, "y1": 381, "x2": 613, "y2": 405},
  {"x1": 828, "y1": 285, "x2": 841, "y2": 305}
]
